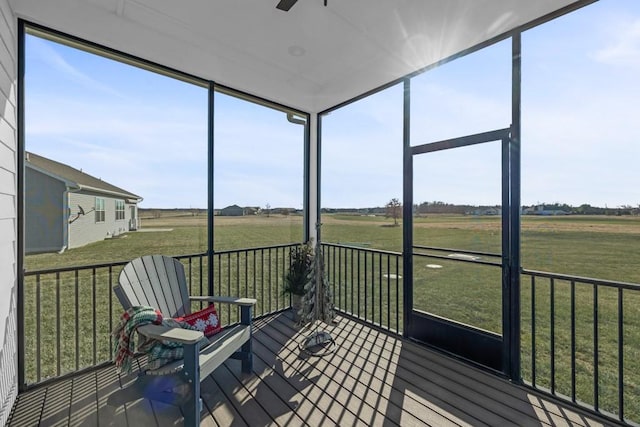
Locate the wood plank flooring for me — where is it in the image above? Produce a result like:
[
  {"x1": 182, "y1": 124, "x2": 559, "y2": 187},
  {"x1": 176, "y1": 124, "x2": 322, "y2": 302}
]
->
[{"x1": 8, "y1": 312, "x2": 615, "y2": 426}]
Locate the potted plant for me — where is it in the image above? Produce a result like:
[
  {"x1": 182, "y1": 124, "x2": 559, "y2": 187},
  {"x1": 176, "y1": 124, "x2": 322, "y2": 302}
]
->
[{"x1": 283, "y1": 242, "x2": 314, "y2": 322}]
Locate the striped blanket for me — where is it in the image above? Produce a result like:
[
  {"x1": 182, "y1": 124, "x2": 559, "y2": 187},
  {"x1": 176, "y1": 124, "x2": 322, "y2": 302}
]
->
[{"x1": 112, "y1": 306, "x2": 206, "y2": 373}]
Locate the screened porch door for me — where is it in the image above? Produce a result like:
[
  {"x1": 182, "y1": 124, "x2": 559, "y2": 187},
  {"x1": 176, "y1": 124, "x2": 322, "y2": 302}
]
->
[{"x1": 405, "y1": 128, "x2": 517, "y2": 373}]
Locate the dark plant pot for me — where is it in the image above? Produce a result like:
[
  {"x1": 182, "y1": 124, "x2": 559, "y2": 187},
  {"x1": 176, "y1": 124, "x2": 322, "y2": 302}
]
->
[{"x1": 291, "y1": 294, "x2": 303, "y2": 323}]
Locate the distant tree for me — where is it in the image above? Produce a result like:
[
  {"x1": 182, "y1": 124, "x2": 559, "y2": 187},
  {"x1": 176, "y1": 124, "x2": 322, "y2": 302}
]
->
[
  {"x1": 265, "y1": 203, "x2": 271, "y2": 218},
  {"x1": 577, "y1": 204, "x2": 594, "y2": 215},
  {"x1": 385, "y1": 198, "x2": 402, "y2": 226}
]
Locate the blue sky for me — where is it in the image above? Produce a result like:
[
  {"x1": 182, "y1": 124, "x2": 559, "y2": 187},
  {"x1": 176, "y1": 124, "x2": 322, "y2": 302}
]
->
[
  {"x1": 25, "y1": 0, "x2": 639, "y2": 209},
  {"x1": 323, "y1": 0, "x2": 640, "y2": 208},
  {"x1": 26, "y1": 36, "x2": 304, "y2": 209}
]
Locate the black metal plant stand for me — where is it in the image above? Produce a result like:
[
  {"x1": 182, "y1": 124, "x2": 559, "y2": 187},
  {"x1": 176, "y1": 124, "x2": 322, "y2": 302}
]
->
[{"x1": 298, "y1": 223, "x2": 336, "y2": 357}]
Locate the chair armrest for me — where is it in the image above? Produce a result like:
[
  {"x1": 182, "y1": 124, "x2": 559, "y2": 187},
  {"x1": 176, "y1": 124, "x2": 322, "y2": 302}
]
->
[
  {"x1": 137, "y1": 324, "x2": 204, "y2": 345},
  {"x1": 189, "y1": 295, "x2": 257, "y2": 306}
]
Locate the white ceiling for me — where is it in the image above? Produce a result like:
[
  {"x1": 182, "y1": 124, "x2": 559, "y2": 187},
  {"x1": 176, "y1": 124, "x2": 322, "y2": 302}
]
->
[{"x1": 11, "y1": 0, "x2": 583, "y2": 113}]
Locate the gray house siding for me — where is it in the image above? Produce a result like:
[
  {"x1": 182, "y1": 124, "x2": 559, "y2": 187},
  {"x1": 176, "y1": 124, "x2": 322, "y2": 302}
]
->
[
  {"x1": 24, "y1": 170, "x2": 138, "y2": 252},
  {"x1": 24, "y1": 153, "x2": 142, "y2": 251},
  {"x1": 0, "y1": 0, "x2": 17, "y2": 423},
  {"x1": 68, "y1": 191, "x2": 132, "y2": 249},
  {"x1": 24, "y1": 168, "x2": 66, "y2": 253}
]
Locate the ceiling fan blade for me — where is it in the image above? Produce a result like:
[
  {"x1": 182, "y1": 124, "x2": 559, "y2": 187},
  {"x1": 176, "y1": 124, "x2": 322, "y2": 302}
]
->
[{"x1": 276, "y1": 0, "x2": 298, "y2": 11}]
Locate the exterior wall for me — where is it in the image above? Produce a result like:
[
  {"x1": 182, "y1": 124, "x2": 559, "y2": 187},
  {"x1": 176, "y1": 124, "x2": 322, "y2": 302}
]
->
[
  {"x1": 0, "y1": 0, "x2": 17, "y2": 423},
  {"x1": 68, "y1": 191, "x2": 133, "y2": 249},
  {"x1": 24, "y1": 168, "x2": 65, "y2": 253}
]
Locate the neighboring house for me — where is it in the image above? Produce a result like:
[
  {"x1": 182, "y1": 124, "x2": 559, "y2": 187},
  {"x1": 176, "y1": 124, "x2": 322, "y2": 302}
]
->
[
  {"x1": 25, "y1": 152, "x2": 143, "y2": 254},
  {"x1": 219, "y1": 205, "x2": 244, "y2": 216},
  {"x1": 467, "y1": 207, "x2": 502, "y2": 216},
  {"x1": 243, "y1": 206, "x2": 260, "y2": 216},
  {"x1": 523, "y1": 205, "x2": 570, "y2": 216}
]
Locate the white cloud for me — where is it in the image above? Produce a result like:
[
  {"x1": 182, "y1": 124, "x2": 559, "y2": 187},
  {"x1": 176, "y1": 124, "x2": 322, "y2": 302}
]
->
[
  {"x1": 27, "y1": 37, "x2": 127, "y2": 98},
  {"x1": 592, "y1": 18, "x2": 640, "y2": 68}
]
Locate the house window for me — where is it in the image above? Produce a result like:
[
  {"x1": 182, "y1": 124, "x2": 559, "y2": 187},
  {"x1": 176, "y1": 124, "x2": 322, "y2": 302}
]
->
[
  {"x1": 95, "y1": 198, "x2": 105, "y2": 223},
  {"x1": 115, "y1": 200, "x2": 125, "y2": 220}
]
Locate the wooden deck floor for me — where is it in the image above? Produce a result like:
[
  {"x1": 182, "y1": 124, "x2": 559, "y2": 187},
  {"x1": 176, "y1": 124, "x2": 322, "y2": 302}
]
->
[{"x1": 8, "y1": 312, "x2": 614, "y2": 426}]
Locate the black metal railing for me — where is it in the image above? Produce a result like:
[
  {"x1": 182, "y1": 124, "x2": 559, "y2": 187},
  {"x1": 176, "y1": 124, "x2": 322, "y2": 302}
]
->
[
  {"x1": 20, "y1": 242, "x2": 640, "y2": 425},
  {"x1": 375, "y1": 243, "x2": 639, "y2": 425},
  {"x1": 521, "y1": 269, "x2": 640, "y2": 424},
  {"x1": 24, "y1": 259, "x2": 132, "y2": 387},
  {"x1": 211, "y1": 244, "x2": 298, "y2": 324},
  {"x1": 322, "y1": 243, "x2": 403, "y2": 334},
  {"x1": 21, "y1": 244, "x2": 296, "y2": 388},
  {"x1": 413, "y1": 244, "x2": 502, "y2": 266}
]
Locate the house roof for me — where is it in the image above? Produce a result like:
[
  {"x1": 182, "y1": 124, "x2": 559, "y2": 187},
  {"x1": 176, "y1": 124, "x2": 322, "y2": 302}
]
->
[
  {"x1": 11, "y1": 0, "x2": 587, "y2": 113},
  {"x1": 25, "y1": 152, "x2": 142, "y2": 201},
  {"x1": 221, "y1": 205, "x2": 243, "y2": 210}
]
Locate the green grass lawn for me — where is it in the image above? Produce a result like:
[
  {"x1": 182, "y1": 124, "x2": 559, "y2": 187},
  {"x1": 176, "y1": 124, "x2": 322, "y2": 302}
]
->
[
  {"x1": 323, "y1": 213, "x2": 640, "y2": 421},
  {"x1": 23, "y1": 213, "x2": 640, "y2": 422}
]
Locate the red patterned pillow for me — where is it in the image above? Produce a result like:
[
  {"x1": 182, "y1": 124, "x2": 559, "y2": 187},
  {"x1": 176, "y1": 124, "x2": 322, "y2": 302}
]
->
[{"x1": 177, "y1": 304, "x2": 222, "y2": 337}]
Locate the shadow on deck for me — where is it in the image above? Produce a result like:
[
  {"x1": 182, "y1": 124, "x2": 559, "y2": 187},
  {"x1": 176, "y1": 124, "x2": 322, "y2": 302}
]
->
[{"x1": 9, "y1": 313, "x2": 610, "y2": 426}]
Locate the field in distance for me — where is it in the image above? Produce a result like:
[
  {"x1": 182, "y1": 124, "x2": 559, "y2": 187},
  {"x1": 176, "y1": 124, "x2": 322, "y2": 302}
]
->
[{"x1": 25, "y1": 212, "x2": 640, "y2": 285}]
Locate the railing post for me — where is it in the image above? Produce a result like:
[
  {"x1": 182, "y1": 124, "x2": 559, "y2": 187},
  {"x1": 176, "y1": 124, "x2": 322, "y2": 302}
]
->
[{"x1": 618, "y1": 288, "x2": 624, "y2": 421}]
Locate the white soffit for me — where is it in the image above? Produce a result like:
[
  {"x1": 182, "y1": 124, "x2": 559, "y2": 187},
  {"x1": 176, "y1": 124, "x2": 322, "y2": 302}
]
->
[{"x1": 11, "y1": 0, "x2": 583, "y2": 113}]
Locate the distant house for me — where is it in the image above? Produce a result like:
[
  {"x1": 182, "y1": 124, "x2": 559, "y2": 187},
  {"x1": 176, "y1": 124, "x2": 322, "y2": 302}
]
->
[
  {"x1": 523, "y1": 205, "x2": 570, "y2": 216},
  {"x1": 219, "y1": 205, "x2": 244, "y2": 216},
  {"x1": 25, "y1": 152, "x2": 143, "y2": 254},
  {"x1": 243, "y1": 206, "x2": 260, "y2": 216},
  {"x1": 467, "y1": 207, "x2": 502, "y2": 216}
]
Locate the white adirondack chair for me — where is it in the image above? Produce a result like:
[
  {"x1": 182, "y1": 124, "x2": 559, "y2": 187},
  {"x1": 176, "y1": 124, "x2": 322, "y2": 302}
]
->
[{"x1": 113, "y1": 254, "x2": 256, "y2": 426}]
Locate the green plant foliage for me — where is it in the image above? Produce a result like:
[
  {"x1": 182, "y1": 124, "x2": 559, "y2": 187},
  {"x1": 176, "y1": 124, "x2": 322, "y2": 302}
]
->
[{"x1": 283, "y1": 242, "x2": 314, "y2": 296}]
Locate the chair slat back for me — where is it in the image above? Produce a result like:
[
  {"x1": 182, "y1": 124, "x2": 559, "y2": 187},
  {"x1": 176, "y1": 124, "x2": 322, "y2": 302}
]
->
[{"x1": 117, "y1": 255, "x2": 191, "y2": 317}]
